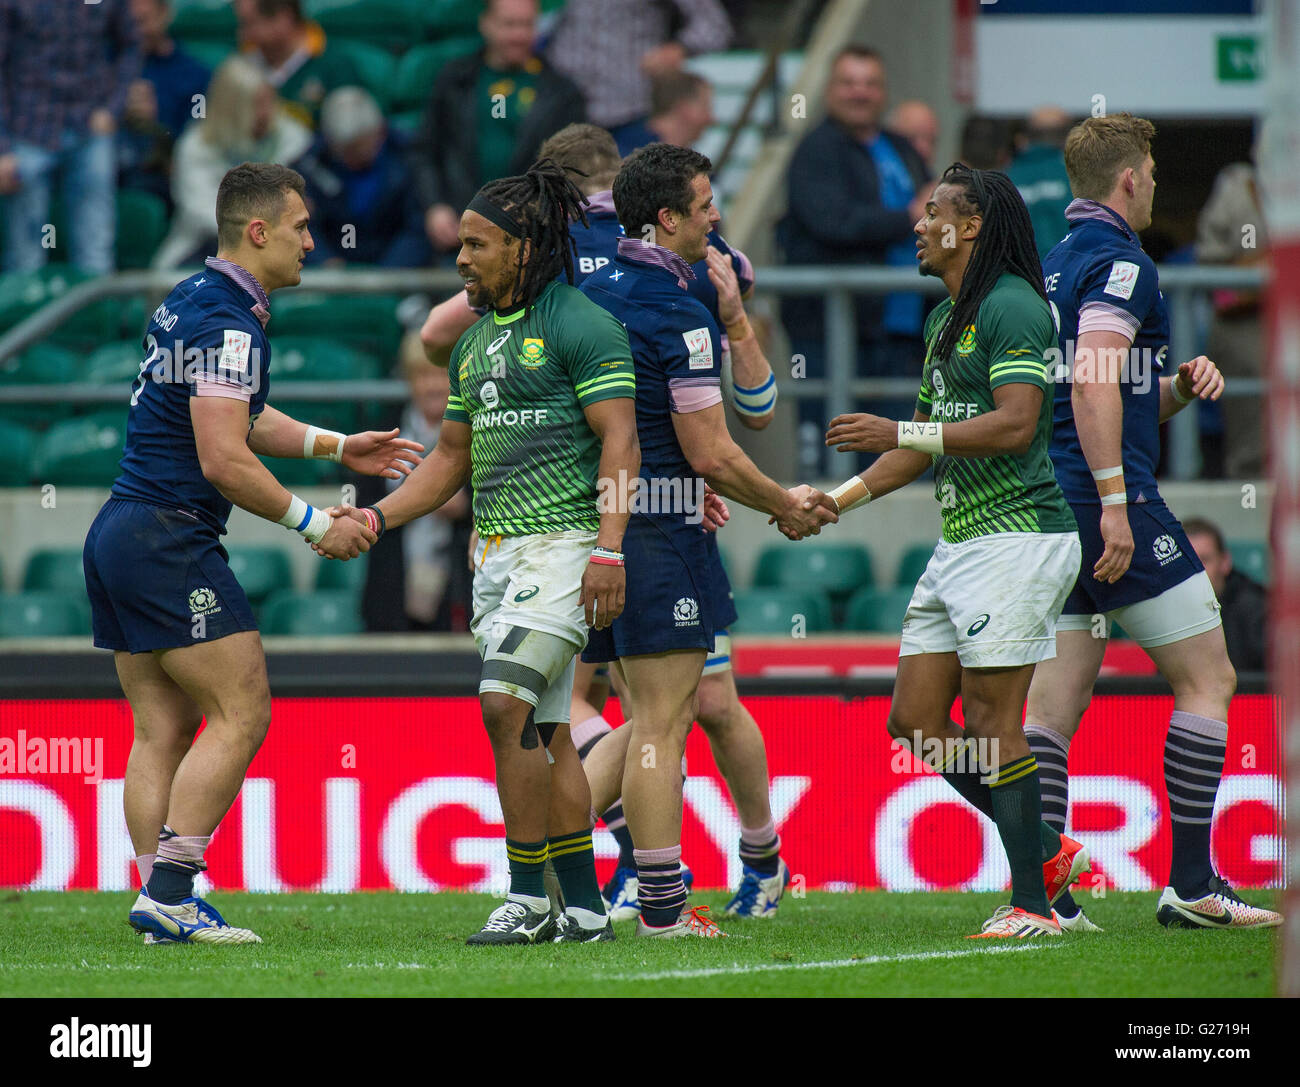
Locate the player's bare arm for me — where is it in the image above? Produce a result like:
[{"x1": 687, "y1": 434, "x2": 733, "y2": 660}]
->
[
  {"x1": 1157, "y1": 354, "x2": 1225, "y2": 422},
  {"x1": 191, "y1": 396, "x2": 375, "y2": 559},
  {"x1": 419, "y1": 290, "x2": 479, "y2": 367},
  {"x1": 247, "y1": 404, "x2": 425, "y2": 478},
  {"x1": 1071, "y1": 328, "x2": 1135, "y2": 584},
  {"x1": 581, "y1": 396, "x2": 640, "y2": 630},
  {"x1": 823, "y1": 410, "x2": 933, "y2": 510},
  {"x1": 705, "y1": 244, "x2": 774, "y2": 431},
  {"x1": 673, "y1": 401, "x2": 837, "y2": 539},
  {"x1": 370, "y1": 417, "x2": 473, "y2": 530}
]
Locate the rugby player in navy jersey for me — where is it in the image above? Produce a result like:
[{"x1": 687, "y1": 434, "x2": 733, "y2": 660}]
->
[
  {"x1": 423, "y1": 125, "x2": 792, "y2": 921},
  {"x1": 580, "y1": 144, "x2": 833, "y2": 938},
  {"x1": 1024, "y1": 114, "x2": 1280, "y2": 930},
  {"x1": 83, "y1": 162, "x2": 422, "y2": 944}
]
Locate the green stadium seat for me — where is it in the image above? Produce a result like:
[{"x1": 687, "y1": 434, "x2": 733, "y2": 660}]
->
[
  {"x1": 0, "y1": 340, "x2": 78, "y2": 386},
  {"x1": 23, "y1": 549, "x2": 89, "y2": 595},
  {"x1": 753, "y1": 543, "x2": 873, "y2": 597},
  {"x1": 170, "y1": 0, "x2": 238, "y2": 41},
  {"x1": 261, "y1": 589, "x2": 364, "y2": 635},
  {"x1": 308, "y1": 0, "x2": 430, "y2": 48},
  {"x1": 1227, "y1": 539, "x2": 1270, "y2": 585},
  {"x1": 326, "y1": 38, "x2": 398, "y2": 110},
  {"x1": 32, "y1": 410, "x2": 128, "y2": 486},
  {"x1": 269, "y1": 398, "x2": 360, "y2": 439},
  {"x1": 180, "y1": 39, "x2": 234, "y2": 72},
  {"x1": 0, "y1": 419, "x2": 36, "y2": 485},
  {"x1": 895, "y1": 544, "x2": 934, "y2": 588},
  {"x1": 270, "y1": 294, "x2": 403, "y2": 363},
  {"x1": 0, "y1": 592, "x2": 91, "y2": 638},
  {"x1": 316, "y1": 553, "x2": 368, "y2": 591},
  {"x1": 115, "y1": 190, "x2": 170, "y2": 270},
  {"x1": 844, "y1": 586, "x2": 914, "y2": 633},
  {"x1": 391, "y1": 37, "x2": 483, "y2": 114},
  {"x1": 732, "y1": 588, "x2": 832, "y2": 635},
  {"x1": 270, "y1": 336, "x2": 380, "y2": 382},
  {"x1": 0, "y1": 268, "x2": 119, "y2": 344},
  {"x1": 257, "y1": 452, "x2": 346, "y2": 487},
  {"x1": 225, "y1": 547, "x2": 295, "y2": 606},
  {"x1": 86, "y1": 340, "x2": 147, "y2": 386},
  {"x1": 425, "y1": 0, "x2": 483, "y2": 36}
]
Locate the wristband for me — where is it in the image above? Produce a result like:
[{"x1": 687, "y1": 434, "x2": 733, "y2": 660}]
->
[
  {"x1": 304, "y1": 425, "x2": 346, "y2": 462},
  {"x1": 277, "y1": 494, "x2": 332, "y2": 543},
  {"x1": 590, "y1": 546, "x2": 625, "y2": 567},
  {"x1": 827, "y1": 476, "x2": 872, "y2": 513},
  {"x1": 1091, "y1": 465, "x2": 1126, "y2": 506},
  {"x1": 1171, "y1": 377, "x2": 1194, "y2": 405},
  {"x1": 731, "y1": 372, "x2": 777, "y2": 417},
  {"x1": 897, "y1": 420, "x2": 944, "y2": 455},
  {"x1": 360, "y1": 506, "x2": 386, "y2": 540}
]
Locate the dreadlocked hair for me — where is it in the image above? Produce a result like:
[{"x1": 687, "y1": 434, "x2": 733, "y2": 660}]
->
[
  {"x1": 475, "y1": 157, "x2": 589, "y2": 314},
  {"x1": 931, "y1": 162, "x2": 1047, "y2": 363}
]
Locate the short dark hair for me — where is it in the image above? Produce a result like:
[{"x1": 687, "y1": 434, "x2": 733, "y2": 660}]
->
[
  {"x1": 1183, "y1": 517, "x2": 1226, "y2": 554},
  {"x1": 253, "y1": 0, "x2": 302, "y2": 20},
  {"x1": 536, "y1": 123, "x2": 621, "y2": 195},
  {"x1": 612, "y1": 142, "x2": 713, "y2": 238},
  {"x1": 215, "y1": 161, "x2": 306, "y2": 249},
  {"x1": 831, "y1": 44, "x2": 884, "y2": 70},
  {"x1": 650, "y1": 70, "x2": 709, "y2": 118}
]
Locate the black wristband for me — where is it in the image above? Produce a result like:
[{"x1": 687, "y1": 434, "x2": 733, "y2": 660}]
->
[{"x1": 369, "y1": 505, "x2": 386, "y2": 539}]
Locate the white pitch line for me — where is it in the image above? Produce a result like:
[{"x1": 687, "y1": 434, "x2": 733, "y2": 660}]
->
[{"x1": 607, "y1": 942, "x2": 1056, "y2": 982}]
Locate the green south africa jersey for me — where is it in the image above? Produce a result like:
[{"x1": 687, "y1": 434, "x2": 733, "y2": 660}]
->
[
  {"x1": 916, "y1": 273, "x2": 1076, "y2": 544},
  {"x1": 447, "y1": 281, "x2": 635, "y2": 537}
]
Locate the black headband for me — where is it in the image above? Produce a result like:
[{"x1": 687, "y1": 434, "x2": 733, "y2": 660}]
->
[{"x1": 467, "y1": 194, "x2": 524, "y2": 238}]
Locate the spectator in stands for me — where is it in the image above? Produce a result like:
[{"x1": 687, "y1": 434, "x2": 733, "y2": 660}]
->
[
  {"x1": 0, "y1": 0, "x2": 139, "y2": 275},
  {"x1": 152, "y1": 56, "x2": 313, "y2": 268},
  {"x1": 359, "y1": 332, "x2": 473, "y2": 633},
  {"x1": 546, "y1": 0, "x2": 731, "y2": 146},
  {"x1": 778, "y1": 45, "x2": 930, "y2": 475},
  {"x1": 1197, "y1": 157, "x2": 1267, "y2": 479},
  {"x1": 958, "y1": 113, "x2": 1014, "y2": 170},
  {"x1": 414, "y1": 0, "x2": 586, "y2": 257},
  {"x1": 885, "y1": 100, "x2": 939, "y2": 174},
  {"x1": 1006, "y1": 105, "x2": 1073, "y2": 259},
  {"x1": 235, "y1": 0, "x2": 361, "y2": 129},
  {"x1": 614, "y1": 70, "x2": 715, "y2": 156},
  {"x1": 1184, "y1": 517, "x2": 1268, "y2": 673},
  {"x1": 297, "y1": 88, "x2": 430, "y2": 268},
  {"x1": 120, "y1": 0, "x2": 212, "y2": 207}
]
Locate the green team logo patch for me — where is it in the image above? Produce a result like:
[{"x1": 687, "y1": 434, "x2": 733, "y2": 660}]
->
[
  {"x1": 513, "y1": 585, "x2": 541, "y2": 602},
  {"x1": 519, "y1": 337, "x2": 547, "y2": 368},
  {"x1": 956, "y1": 326, "x2": 978, "y2": 355},
  {"x1": 966, "y1": 613, "x2": 991, "y2": 636}
]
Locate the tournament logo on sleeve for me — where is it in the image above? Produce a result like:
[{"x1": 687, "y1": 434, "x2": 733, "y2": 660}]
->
[
  {"x1": 683, "y1": 327, "x2": 714, "y2": 371},
  {"x1": 218, "y1": 329, "x2": 253, "y2": 379},
  {"x1": 1103, "y1": 260, "x2": 1140, "y2": 300}
]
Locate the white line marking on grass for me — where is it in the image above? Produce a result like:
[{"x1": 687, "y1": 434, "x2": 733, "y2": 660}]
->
[{"x1": 607, "y1": 942, "x2": 1056, "y2": 982}]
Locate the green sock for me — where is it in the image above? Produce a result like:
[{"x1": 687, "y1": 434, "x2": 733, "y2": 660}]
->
[
  {"x1": 506, "y1": 837, "x2": 548, "y2": 899},
  {"x1": 548, "y1": 829, "x2": 605, "y2": 916},
  {"x1": 939, "y1": 738, "x2": 1062, "y2": 863},
  {"x1": 988, "y1": 757, "x2": 1051, "y2": 917}
]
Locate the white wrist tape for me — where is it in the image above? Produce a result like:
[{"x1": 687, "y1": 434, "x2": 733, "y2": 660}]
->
[
  {"x1": 828, "y1": 476, "x2": 872, "y2": 513},
  {"x1": 304, "y1": 426, "x2": 346, "y2": 461},
  {"x1": 897, "y1": 420, "x2": 944, "y2": 455},
  {"x1": 1100, "y1": 492, "x2": 1127, "y2": 506},
  {"x1": 1090, "y1": 467, "x2": 1124, "y2": 480},
  {"x1": 1092, "y1": 465, "x2": 1126, "y2": 505},
  {"x1": 278, "y1": 494, "x2": 332, "y2": 543},
  {"x1": 1171, "y1": 378, "x2": 1194, "y2": 405}
]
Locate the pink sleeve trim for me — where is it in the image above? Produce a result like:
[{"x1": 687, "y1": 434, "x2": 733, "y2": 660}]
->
[
  {"x1": 1078, "y1": 301, "x2": 1140, "y2": 340},
  {"x1": 193, "y1": 377, "x2": 253, "y2": 403},
  {"x1": 668, "y1": 377, "x2": 723, "y2": 414}
]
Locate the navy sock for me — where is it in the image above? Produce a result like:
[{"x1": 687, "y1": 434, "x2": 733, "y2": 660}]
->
[
  {"x1": 1165, "y1": 711, "x2": 1227, "y2": 898},
  {"x1": 145, "y1": 859, "x2": 197, "y2": 906}
]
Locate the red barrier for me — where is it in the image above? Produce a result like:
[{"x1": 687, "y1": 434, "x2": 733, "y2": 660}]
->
[{"x1": 0, "y1": 695, "x2": 1282, "y2": 893}]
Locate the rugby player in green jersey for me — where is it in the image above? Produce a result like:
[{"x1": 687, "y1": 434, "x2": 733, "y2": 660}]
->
[
  {"x1": 824, "y1": 163, "x2": 1086, "y2": 938},
  {"x1": 329, "y1": 161, "x2": 640, "y2": 944}
]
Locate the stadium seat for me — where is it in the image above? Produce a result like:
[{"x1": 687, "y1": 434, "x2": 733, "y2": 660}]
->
[
  {"x1": 86, "y1": 340, "x2": 147, "y2": 386},
  {"x1": 316, "y1": 553, "x2": 368, "y2": 592},
  {"x1": 732, "y1": 588, "x2": 832, "y2": 635},
  {"x1": 226, "y1": 547, "x2": 295, "y2": 606},
  {"x1": 0, "y1": 268, "x2": 119, "y2": 345},
  {"x1": 180, "y1": 39, "x2": 234, "y2": 71},
  {"x1": 309, "y1": 0, "x2": 435, "y2": 48},
  {"x1": 261, "y1": 590, "x2": 364, "y2": 635},
  {"x1": 325, "y1": 38, "x2": 398, "y2": 110},
  {"x1": 23, "y1": 549, "x2": 89, "y2": 595},
  {"x1": 268, "y1": 399, "x2": 360, "y2": 440},
  {"x1": 0, "y1": 340, "x2": 78, "y2": 386},
  {"x1": 115, "y1": 190, "x2": 170, "y2": 270},
  {"x1": 257, "y1": 452, "x2": 345, "y2": 486},
  {"x1": 843, "y1": 587, "x2": 914, "y2": 633},
  {"x1": 425, "y1": 0, "x2": 483, "y2": 36},
  {"x1": 753, "y1": 543, "x2": 873, "y2": 597},
  {"x1": 1228, "y1": 539, "x2": 1270, "y2": 585},
  {"x1": 0, "y1": 592, "x2": 91, "y2": 638},
  {"x1": 894, "y1": 544, "x2": 934, "y2": 589},
  {"x1": 391, "y1": 38, "x2": 483, "y2": 114},
  {"x1": 170, "y1": 0, "x2": 238, "y2": 40},
  {"x1": 32, "y1": 410, "x2": 128, "y2": 487},
  {"x1": 269, "y1": 293, "x2": 404, "y2": 363},
  {"x1": 0, "y1": 419, "x2": 35, "y2": 485},
  {"x1": 270, "y1": 336, "x2": 381, "y2": 382}
]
